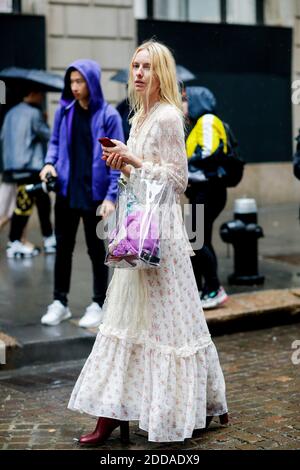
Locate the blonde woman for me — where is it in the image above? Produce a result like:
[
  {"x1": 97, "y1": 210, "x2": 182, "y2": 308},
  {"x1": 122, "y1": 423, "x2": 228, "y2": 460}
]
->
[{"x1": 68, "y1": 40, "x2": 228, "y2": 444}]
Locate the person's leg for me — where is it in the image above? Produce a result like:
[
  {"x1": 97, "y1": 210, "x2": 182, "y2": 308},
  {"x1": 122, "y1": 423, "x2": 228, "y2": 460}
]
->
[
  {"x1": 202, "y1": 185, "x2": 227, "y2": 294},
  {"x1": 0, "y1": 182, "x2": 16, "y2": 231},
  {"x1": 53, "y1": 196, "x2": 80, "y2": 306},
  {"x1": 9, "y1": 213, "x2": 29, "y2": 242},
  {"x1": 82, "y1": 208, "x2": 108, "y2": 307},
  {"x1": 35, "y1": 191, "x2": 56, "y2": 253},
  {"x1": 35, "y1": 191, "x2": 53, "y2": 238},
  {"x1": 199, "y1": 212, "x2": 220, "y2": 294},
  {"x1": 190, "y1": 188, "x2": 207, "y2": 292},
  {"x1": 191, "y1": 184, "x2": 227, "y2": 295},
  {"x1": 191, "y1": 208, "x2": 219, "y2": 293},
  {"x1": 9, "y1": 185, "x2": 33, "y2": 242},
  {"x1": 6, "y1": 184, "x2": 41, "y2": 258}
]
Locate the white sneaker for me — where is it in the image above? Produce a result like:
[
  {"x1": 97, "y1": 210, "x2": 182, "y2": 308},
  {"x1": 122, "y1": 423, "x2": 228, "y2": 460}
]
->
[
  {"x1": 78, "y1": 302, "x2": 103, "y2": 328},
  {"x1": 41, "y1": 300, "x2": 72, "y2": 326},
  {"x1": 44, "y1": 234, "x2": 56, "y2": 254},
  {"x1": 6, "y1": 240, "x2": 40, "y2": 259},
  {"x1": 201, "y1": 287, "x2": 228, "y2": 310}
]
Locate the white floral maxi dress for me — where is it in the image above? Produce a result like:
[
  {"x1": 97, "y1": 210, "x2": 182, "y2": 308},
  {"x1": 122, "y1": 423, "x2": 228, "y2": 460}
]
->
[{"x1": 68, "y1": 103, "x2": 228, "y2": 442}]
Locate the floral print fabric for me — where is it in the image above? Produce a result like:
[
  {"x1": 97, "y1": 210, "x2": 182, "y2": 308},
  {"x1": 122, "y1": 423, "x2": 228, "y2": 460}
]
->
[{"x1": 68, "y1": 103, "x2": 228, "y2": 442}]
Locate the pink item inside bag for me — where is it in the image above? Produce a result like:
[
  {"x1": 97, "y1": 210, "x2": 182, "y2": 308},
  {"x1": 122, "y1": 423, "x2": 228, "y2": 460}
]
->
[{"x1": 109, "y1": 210, "x2": 159, "y2": 257}]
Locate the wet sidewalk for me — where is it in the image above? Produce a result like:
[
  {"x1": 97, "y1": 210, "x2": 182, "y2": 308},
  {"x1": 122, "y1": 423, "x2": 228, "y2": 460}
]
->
[
  {"x1": 1, "y1": 202, "x2": 300, "y2": 368},
  {"x1": 1, "y1": 323, "x2": 299, "y2": 450}
]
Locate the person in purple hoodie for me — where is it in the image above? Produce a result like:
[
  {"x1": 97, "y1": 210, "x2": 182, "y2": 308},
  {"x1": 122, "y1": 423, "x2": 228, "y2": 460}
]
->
[{"x1": 39, "y1": 59, "x2": 124, "y2": 328}]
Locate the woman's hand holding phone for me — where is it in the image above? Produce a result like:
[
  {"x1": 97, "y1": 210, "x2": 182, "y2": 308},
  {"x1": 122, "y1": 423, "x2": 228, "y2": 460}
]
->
[
  {"x1": 99, "y1": 137, "x2": 123, "y2": 170},
  {"x1": 100, "y1": 138, "x2": 142, "y2": 171},
  {"x1": 98, "y1": 137, "x2": 116, "y2": 148}
]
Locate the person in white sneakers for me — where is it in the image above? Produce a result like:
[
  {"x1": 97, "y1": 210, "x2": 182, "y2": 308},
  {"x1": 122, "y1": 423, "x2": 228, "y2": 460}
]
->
[
  {"x1": 40, "y1": 59, "x2": 124, "y2": 328},
  {"x1": 41, "y1": 300, "x2": 72, "y2": 326},
  {"x1": 43, "y1": 233, "x2": 56, "y2": 254},
  {"x1": 185, "y1": 87, "x2": 229, "y2": 310}
]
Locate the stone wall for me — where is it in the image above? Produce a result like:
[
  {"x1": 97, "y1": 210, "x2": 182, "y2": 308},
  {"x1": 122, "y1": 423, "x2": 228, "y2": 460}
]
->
[
  {"x1": 22, "y1": 0, "x2": 136, "y2": 121},
  {"x1": 226, "y1": 0, "x2": 300, "y2": 208},
  {"x1": 19, "y1": 0, "x2": 300, "y2": 206}
]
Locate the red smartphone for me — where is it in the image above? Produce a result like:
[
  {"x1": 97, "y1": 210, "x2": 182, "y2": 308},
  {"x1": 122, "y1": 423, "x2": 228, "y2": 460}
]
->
[{"x1": 98, "y1": 137, "x2": 116, "y2": 147}]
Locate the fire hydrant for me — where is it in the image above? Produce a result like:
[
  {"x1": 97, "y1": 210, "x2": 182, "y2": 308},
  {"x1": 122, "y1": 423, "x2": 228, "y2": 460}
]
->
[{"x1": 220, "y1": 198, "x2": 265, "y2": 285}]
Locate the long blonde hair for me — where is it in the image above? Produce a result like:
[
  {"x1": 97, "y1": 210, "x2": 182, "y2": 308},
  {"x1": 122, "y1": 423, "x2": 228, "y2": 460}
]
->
[{"x1": 128, "y1": 40, "x2": 183, "y2": 123}]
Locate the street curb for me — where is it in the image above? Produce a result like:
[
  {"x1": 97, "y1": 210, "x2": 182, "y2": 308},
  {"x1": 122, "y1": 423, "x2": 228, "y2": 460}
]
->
[
  {"x1": 205, "y1": 288, "x2": 300, "y2": 335},
  {"x1": 0, "y1": 323, "x2": 96, "y2": 371}
]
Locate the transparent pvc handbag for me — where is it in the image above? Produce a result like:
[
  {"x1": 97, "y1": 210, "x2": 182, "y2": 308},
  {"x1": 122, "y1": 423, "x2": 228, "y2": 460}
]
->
[{"x1": 105, "y1": 169, "x2": 173, "y2": 269}]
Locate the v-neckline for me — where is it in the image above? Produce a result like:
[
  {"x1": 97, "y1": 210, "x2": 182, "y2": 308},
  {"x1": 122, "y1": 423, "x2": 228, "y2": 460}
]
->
[{"x1": 133, "y1": 101, "x2": 162, "y2": 136}]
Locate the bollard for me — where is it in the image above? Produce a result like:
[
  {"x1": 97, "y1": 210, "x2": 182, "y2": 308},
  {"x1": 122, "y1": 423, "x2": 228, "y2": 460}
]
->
[{"x1": 220, "y1": 198, "x2": 265, "y2": 285}]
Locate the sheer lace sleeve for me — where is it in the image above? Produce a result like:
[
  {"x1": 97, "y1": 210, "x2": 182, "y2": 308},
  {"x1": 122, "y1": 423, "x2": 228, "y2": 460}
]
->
[{"x1": 130, "y1": 106, "x2": 188, "y2": 194}]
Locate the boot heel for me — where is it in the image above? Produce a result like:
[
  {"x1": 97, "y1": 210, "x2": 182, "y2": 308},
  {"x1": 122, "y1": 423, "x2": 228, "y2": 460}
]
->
[
  {"x1": 205, "y1": 416, "x2": 213, "y2": 428},
  {"x1": 120, "y1": 421, "x2": 130, "y2": 444},
  {"x1": 219, "y1": 413, "x2": 229, "y2": 425}
]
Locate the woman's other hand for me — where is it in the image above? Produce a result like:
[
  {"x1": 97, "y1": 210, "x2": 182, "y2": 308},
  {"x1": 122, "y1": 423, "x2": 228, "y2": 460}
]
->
[{"x1": 99, "y1": 199, "x2": 115, "y2": 219}]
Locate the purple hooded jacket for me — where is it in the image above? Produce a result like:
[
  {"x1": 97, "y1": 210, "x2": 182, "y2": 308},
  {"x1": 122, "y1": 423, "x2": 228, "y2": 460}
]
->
[{"x1": 45, "y1": 59, "x2": 124, "y2": 203}]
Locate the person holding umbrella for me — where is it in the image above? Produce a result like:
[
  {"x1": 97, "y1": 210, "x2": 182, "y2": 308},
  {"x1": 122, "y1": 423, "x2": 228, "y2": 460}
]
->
[
  {"x1": 1, "y1": 84, "x2": 56, "y2": 257},
  {"x1": 0, "y1": 67, "x2": 65, "y2": 257},
  {"x1": 39, "y1": 59, "x2": 124, "y2": 328}
]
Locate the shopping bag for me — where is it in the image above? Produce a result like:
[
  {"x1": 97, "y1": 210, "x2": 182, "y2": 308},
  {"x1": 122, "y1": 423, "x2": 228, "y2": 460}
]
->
[{"x1": 105, "y1": 171, "x2": 171, "y2": 269}]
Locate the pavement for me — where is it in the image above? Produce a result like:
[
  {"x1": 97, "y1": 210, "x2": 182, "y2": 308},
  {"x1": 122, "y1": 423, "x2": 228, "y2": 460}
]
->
[
  {"x1": 0, "y1": 323, "x2": 299, "y2": 450},
  {"x1": 0, "y1": 202, "x2": 300, "y2": 452},
  {"x1": 1, "y1": 202, "x2": 300, "y2": 369}
]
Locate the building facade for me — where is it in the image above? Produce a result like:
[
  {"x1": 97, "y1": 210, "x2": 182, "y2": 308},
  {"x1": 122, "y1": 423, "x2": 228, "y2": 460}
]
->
[
  {"x1": 18, "y1": 0, "x2": 136, "y2": 118},
  {"x1": 134, "y1": 0, "x2": 300, "y2": 206},
  {"x1": 0, "y1": 0, "x2": 300, "y2": 204}
]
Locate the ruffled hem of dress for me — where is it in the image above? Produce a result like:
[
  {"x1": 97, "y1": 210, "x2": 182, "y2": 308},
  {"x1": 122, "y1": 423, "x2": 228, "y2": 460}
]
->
[
  {"x1": 67, "y1": 404, "x2": 229, "y2": 442},
  {"x1": 68, "y1": 329, "x2": 228, "y2": 442},
  {"x1": 99, "y1": 323, "x2": 212, "y2": 358}
]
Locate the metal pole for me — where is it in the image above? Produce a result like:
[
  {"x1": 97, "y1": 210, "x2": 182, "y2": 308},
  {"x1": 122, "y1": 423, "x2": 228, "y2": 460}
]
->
[
  {"x1": 147, "y1": 0, "x2": 154, "y2": 19},
  {"x1": 256, "y1": 0, "x2": 264, "y2": 25},
  {"x1": 220, "y1": 0, "x2": 227, "y2": 23},
  {"x1": 13, "y1": 0, "x2": 22, "y2": 14}
]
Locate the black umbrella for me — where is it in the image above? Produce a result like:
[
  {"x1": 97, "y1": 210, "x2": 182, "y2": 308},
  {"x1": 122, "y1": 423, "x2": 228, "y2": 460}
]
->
[
  {"x1": 0, "y1": 67, "x2": 64, "y2": 92},
  {"x1": 175, "y1": 65, "x2": 196, "y2": 82},
  {"x1": 111, "y1": 65, "x2": 196, "y2": 84},
  {"x1": 110, "y1": 69, "x2": 128, "y2": 84}
]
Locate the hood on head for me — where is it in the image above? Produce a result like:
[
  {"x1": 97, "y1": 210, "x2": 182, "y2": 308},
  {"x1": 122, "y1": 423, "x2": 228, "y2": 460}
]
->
[
  {"x1": 61, "y1": 59, "x2": 104, "y2": 109},
  {"x1": 186, "y1": 86, "x2": 217, "y2": 121}
]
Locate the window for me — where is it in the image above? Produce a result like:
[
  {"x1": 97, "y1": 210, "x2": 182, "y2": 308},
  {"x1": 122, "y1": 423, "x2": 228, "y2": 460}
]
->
[
  {"x1": 152, "y1": 0, "x2": 220, "y2": 22},
  {"x1": 154, "y1": 0, "x2": 187, "y2": 21},
  {"x1": 188, "y1": 0, "x2": 221, "y2": 23},
  {"x1": 0, "y1": 0, "x2": 12, "y2": 13},
  {"x1": 264, "y1": 0, "x2": 294, "y2": 27},
  {"x1": 136, "y1": 0, "x2": 266, "y2": 25},
  {"x1": 134, "y1": 0, "x2": 147, "y2": 19},
  {"x1": 0, "y1": 0, "x2": 21, "y2": 13},
  {"x1": 226, "y1": 0, "x2": 256, "y2": 25}
]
